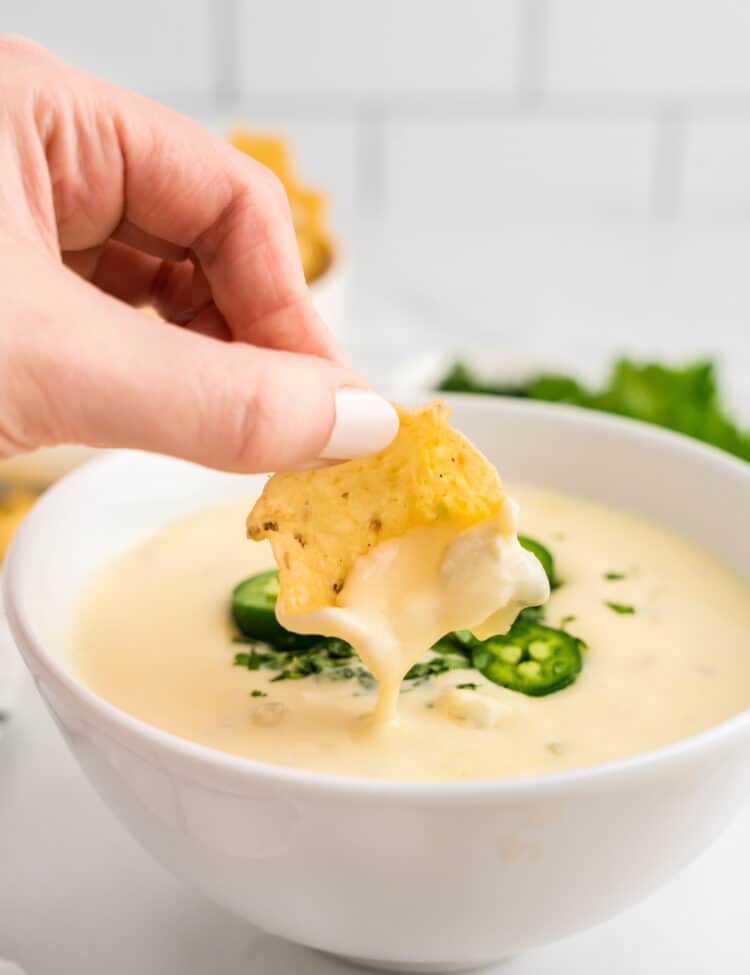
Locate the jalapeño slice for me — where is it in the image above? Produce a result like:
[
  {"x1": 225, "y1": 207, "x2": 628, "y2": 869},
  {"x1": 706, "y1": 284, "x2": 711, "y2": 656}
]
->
[
  {"x1": 471, "y1": 618, "x2": 582, "y2": 697},
  {"x1": 232, "y1": 570, "x2": 317, "y2": 649},
  {"x1": 518, "y1": 534, "x2": 558, "y2": 590}
]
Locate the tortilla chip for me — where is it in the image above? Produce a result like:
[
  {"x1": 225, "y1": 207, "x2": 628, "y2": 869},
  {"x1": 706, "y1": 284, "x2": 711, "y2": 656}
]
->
[
  {"x1": 230, "y1": 128, "x2": 334, "y2": 284},
  {"x1": 229, "y1": 131, "x2": 292, "y2": 183},
  {"x1": 246, "y1": 402, "x2": 505, "y2": 614},
  {"x1": 0, "y1": 489, "x2": 36, "y2": 562}
]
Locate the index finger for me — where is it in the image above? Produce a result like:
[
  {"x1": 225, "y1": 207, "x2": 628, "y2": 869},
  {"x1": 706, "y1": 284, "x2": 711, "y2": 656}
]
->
[{"x1": 52, "y1": 67, "x2": 340, "y2": 360}]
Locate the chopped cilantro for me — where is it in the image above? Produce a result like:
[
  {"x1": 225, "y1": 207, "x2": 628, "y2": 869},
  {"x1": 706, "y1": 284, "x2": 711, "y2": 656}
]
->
[
  {"x1": 404, "y1": 654, "x2": 468, "y2": 686},
  {"x1": 233, "y1": 648, "x2": 281, "y2": 670},
  {"x1": 604, "y1": 571, "x2": 627, "y2": 581},
  {"x1": 456, "y1": 682, "x2": 480, "y2": 690},
  {"x1": 250, "y1": 689, "x2": 267, "y2": 698},
  {"x1": 605, "y1": 601, "x2": 636, "y2": 615}
]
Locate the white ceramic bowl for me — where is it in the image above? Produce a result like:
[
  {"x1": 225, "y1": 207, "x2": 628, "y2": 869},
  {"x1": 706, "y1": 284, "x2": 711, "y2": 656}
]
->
[{"x1": 5, "y1": 398, "x2": 750, "y2": 972}]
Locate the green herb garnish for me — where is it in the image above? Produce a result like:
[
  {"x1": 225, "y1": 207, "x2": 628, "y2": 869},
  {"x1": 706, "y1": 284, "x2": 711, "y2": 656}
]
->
[
  {"x1": 518, "y1": 604, "x2": 546, "y2": 623},
  {"x1": 559, "y1": 614, "x2": 577, "y2": 628},
  {"x1": 456, "y1": 682, "x2": 480, "y2": 690},
  {"x1": 233, "y1": 647, "x2": 282, "y2": 670},
  {"x1": 403, "y1": 654, "x2": 469, "y2": 686},
  {"x1": 604, "y1": 571, "x2": 627, "y2": 581},
  {"x1": 436, "y1": 358, "x2": 750, "y2": 462},
  {"x1": 270, "y1": 639, "x2": 375, "y2": 690},
  {"x1": 250, "y1": 689, "x2": 267, "y2": 698},
  {"x1": 605, "y1": 601, "x2": 636, "y2": 615}
]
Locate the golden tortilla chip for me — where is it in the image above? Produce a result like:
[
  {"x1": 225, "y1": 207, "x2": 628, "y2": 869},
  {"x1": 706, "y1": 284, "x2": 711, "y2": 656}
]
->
[
  {"x1": 229, "y1": 128, "x2": 334, "y2": 284},
  {"x1": 246, "y1": 402, "x2": 505, "y2": 614},
  {"x1": 0, "y1": 489, "x2": 36, "y2": 562},
  {"x1": 295, "y1": 230, "x2": 333, "y2": 284},
  {"x1": 229, "y1": 131, "x2": 292, "y2": 184}
]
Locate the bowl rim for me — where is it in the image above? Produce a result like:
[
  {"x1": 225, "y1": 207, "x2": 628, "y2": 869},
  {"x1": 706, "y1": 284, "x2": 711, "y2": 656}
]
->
[{"x1": 6, "y1": 396, "x2": 750, "y2": 803}]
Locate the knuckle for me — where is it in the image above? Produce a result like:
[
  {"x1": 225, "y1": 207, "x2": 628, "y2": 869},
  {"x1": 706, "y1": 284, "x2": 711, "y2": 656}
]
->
[
  {"x1": 253, "y1": 164, "x2": 293, "y2": 225},
  {"x1": 191, "y1": 158, "x2": 294, "y2": 273},
  {"x1": 257, "y1": 164, "x2": 289, "y2": 208},
  {"x1": 190, "y1": 182, "x2": 237, "y2": 269}
]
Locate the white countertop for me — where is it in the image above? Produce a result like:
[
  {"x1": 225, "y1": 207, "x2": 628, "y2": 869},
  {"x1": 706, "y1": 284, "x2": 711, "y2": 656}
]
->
[
  {"x1": 346, "y1": 218, "x2": 750, "y2": 413},
  {"x1": 2, "y1": 218, "x2": 750, "y2": 973},
  {"x1": 2, "y1": 680, "x2": 750, "y2": 974}
]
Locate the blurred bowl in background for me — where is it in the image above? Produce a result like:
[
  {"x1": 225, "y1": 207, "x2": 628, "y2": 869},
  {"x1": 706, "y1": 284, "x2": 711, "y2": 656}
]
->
[
  {"x1": 0, "y1": 446, "x2": 98, "y2": 491},
  {"x1": 392, "y1": 347, "x2": 608, "y2": 402}
]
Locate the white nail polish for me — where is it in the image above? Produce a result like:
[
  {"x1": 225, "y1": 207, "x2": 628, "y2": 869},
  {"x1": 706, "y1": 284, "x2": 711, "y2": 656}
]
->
[{"x1": 318, "y1": 389, "x2": 399, "y2": 460}]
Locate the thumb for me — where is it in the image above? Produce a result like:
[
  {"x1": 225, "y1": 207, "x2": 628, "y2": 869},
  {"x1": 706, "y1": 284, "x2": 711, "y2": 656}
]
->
[{"x1": 5, "y1": 263, "x2": 398, "y2": 472}]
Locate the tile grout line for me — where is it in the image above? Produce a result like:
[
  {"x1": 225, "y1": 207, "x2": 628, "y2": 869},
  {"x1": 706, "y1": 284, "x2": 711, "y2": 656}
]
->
[
  {"x1": 152, "y1": 90, "x2": 750, "y2": 124},
  {"x1": 211, "y1": 0, "x2": 240, "y2": 112},
  {"x1": 516, "y1": 0, "x2": 550, "y2": 107},
  {"x1": 650, "y1": 102, "x2": 688, "y2": 219},
  {"x1": 354, "y1": 103, "x2": 387, "y2": 219}
]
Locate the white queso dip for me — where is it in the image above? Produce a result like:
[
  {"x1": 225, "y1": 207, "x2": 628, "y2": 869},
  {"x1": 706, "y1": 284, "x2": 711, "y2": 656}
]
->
[{"x1": 71, "y1": 486, "x2": 750, "y2": 781}]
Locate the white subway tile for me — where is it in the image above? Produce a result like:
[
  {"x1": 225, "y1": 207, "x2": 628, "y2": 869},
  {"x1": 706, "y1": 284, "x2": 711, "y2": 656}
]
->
[
  {"x1": 2, "y1": 0, "x2": 214, "y2": 95},
  {"x1": 238, "y1": 0, "x2": 518, "y2": 95},
  {"x1": 684, "y1": 118, "x2": 750, "y2": 217},
  {"x1": 384, "y1": 117, "x2": 655, "y2": 218},
  {"x1": 547, "y1": 0, "x2": 750, "y2": 96}
]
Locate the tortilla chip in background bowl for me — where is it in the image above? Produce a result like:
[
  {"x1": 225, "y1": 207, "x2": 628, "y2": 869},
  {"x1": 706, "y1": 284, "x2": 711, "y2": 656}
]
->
[
  {"x1": 0, "y1": 489, "x2": 38, "y2": 731},
  {"x1": 229, "y1": 127, "x2": 350, "y2": 343}
]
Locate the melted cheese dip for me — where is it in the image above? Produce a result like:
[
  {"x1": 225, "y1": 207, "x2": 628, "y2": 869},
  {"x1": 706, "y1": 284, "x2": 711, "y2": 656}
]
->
[
  {"x1": 276, "y1": 501, "x2": 547, "y2": 725},
  {"x1": 71, "y1": 487, "x2": 750, "y2": 781}
]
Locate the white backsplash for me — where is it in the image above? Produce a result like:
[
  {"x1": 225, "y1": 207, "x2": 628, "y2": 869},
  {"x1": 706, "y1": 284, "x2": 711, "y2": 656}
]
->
[{"x1": 3, "y1": 0, "x2": 750, "y2": 221}]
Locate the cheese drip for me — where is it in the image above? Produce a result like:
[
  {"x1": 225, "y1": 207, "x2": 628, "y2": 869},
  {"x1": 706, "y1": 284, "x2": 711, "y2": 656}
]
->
[{"x1": 277, "y1": 498, "x2": 549, "y2": 725}]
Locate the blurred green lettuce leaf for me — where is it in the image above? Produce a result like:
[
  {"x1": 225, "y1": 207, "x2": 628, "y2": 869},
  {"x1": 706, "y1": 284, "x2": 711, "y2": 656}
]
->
[{"x1": 436, "y1": 358, "x2": 750, "y2": 462}]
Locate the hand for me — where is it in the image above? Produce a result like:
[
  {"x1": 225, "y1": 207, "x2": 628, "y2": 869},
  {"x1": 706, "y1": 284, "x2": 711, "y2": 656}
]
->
[{"x1": 0, "y1": 36, "x2": 397, "y2": 472}]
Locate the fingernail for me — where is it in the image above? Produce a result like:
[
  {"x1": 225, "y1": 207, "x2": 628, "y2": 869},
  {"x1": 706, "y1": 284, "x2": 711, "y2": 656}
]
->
[{"x1": 318, "y1": 389, "x2": 399, "y2": 460}]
